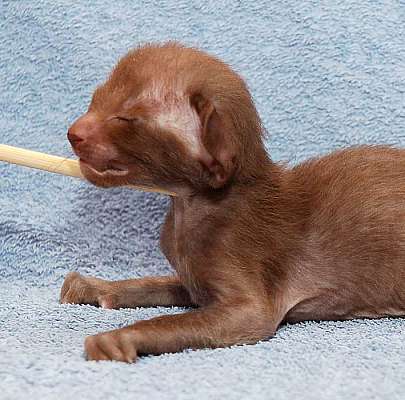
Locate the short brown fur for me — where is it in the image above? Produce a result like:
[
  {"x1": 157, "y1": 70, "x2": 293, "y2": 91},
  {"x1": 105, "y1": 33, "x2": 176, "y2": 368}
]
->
[{"x1": 62, "y1": 42, "x2": 405, "y2": 362}]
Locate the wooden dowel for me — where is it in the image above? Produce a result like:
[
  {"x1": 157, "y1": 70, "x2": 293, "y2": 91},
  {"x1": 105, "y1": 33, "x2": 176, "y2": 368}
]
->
[{"x1": 0, "y1": 144, "x2": 177, "y2": 197}]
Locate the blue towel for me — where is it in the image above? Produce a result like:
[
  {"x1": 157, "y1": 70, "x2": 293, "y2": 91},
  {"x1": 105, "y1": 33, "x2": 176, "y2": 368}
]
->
[{"x1": 1, "y1": 1, "x2": 404, "y2": 399}]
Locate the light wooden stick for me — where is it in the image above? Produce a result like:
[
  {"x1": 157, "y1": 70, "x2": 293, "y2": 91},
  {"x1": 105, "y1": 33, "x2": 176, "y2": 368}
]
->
[{"x1": 0, "y1": 144, "x2": 177, "y2": 197}]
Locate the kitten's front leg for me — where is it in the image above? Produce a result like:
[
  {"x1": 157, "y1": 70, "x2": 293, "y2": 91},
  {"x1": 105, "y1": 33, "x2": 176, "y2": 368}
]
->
[
  {"x1": 84, "y1": 300, "x2": 277, "y2": 362},
  {"x1": 60, "y1": 272, "x2": 192, "y2": 308}
]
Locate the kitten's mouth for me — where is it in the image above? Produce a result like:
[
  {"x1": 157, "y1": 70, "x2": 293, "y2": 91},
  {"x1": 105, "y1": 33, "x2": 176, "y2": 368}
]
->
[{"x1": 79, "y1": 159, "x2": 129, "y2": 176}]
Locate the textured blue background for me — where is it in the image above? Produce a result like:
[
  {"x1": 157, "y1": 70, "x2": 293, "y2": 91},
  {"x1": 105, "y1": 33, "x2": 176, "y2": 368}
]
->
[{"x1": 0, "y1": 1, "x2": 404, "y2": 399}]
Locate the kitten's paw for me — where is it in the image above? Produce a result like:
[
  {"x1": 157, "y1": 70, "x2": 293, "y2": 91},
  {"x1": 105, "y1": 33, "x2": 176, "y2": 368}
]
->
[
  {"x1": 84, "y1": 328, "x2": 138, "y2": 363},
  {"x1": 60, "y1": 272, "x2": 118, "y2": 308}
]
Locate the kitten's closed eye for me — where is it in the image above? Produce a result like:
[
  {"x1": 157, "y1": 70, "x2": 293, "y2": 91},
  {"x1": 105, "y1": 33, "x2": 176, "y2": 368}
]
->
[{"x1": 115, "y1": 116, "x2": 138, "y2": 123}]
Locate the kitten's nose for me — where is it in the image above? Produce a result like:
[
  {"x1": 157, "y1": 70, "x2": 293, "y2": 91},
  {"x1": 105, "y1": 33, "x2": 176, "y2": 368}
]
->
[
  {"x1": 67, "y1": 113, "x2": 100, "y2": 149},
  {"x1": 67, "y1": 128, "x2": 83, "y2": 147}
]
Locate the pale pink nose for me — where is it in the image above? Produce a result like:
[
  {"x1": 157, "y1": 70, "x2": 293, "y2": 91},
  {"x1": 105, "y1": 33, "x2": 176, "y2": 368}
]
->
[
  {"x1": 67, "y1": 128, "x2": 83, "y2": 147},
  {"x1": 67, "y1": 113, "x2": 100, "y2": 149}
]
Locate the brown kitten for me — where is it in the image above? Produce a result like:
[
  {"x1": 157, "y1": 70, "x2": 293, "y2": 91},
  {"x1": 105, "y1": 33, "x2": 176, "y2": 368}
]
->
[{"x1": 61, "y1": 41, "x2": 405, "y2": 363}]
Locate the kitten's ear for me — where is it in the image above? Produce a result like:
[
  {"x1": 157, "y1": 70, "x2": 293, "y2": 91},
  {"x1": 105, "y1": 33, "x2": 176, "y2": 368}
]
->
[{"x1": 191, "y1": 94, "x2": 236, "y2": 189}]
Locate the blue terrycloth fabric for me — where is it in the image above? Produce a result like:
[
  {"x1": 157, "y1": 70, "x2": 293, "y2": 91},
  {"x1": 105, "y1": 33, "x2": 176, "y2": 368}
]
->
[{"x1": 1, "y1": 1, "x2": 404, "y2": 399}]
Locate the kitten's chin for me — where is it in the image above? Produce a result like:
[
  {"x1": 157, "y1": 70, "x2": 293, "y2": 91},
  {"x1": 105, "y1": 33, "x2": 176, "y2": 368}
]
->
[{"x1": 79, "y1": 159, "x2": 129, "y2": 187}]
